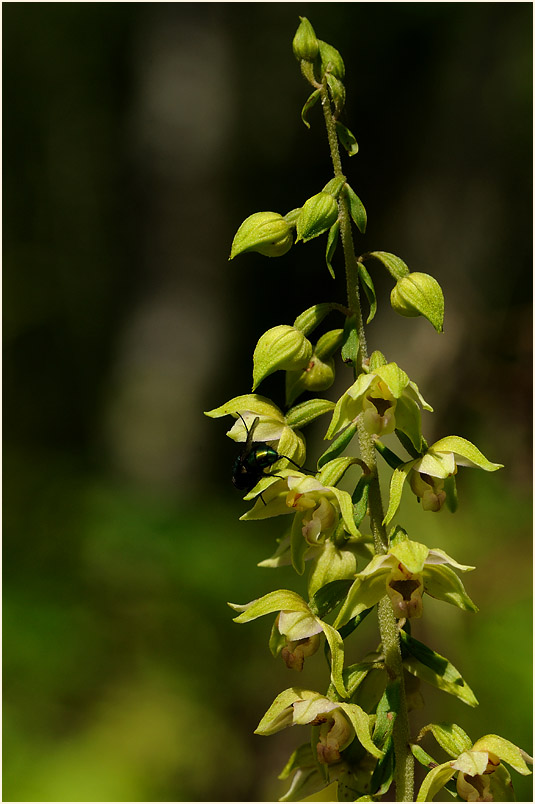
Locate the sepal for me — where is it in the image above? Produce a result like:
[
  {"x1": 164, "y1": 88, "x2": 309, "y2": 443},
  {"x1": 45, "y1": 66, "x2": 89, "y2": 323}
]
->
[
  {"x1": 230, "y1": 211, "x2": 293, "y2": 259},
  {"x1": 253, "y1": 325, "x2": 313, "y2": 389},
  {"x1": 391, "y1": 272, "x2": 444, "y2": 332},
  {"x1": 318, "y1": 40, "x2": 345, "y2": 79},
  {"x1": 336, "y1": 122, "x2": 359, "y2": 156},
  {"x1": 296, "y1": 192, "x2": 339, "y2": 242},
  {"x1": 344, "y1": 184, "x2": 367, "y2": 233},
  {"x1": 293, "y1": 17, "x2": 319, "y2": 62}
]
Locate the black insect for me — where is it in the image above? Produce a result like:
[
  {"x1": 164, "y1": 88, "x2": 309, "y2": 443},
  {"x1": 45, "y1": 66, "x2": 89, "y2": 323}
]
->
[{"x1": 232, "y1": 413, "x2": 301, "y2": 493}]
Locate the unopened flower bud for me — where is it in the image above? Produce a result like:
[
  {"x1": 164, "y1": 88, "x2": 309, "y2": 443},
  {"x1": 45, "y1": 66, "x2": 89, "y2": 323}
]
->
[
  {"x1": 318, "y1": 40, "x2": 345, "y2": 80},
  {"x1": 253, "y1": 325, "x2": 313, "y2": 389},
  {"x1": 292, "y1": 17, "x2": 319, "y2": 62},
  {"x1": 391, "y1": 272, "x2": 444, "y2": 333},
  {"x1": 296, "y1": 192, "x2": 338, "y2": 242},
  {"x1": 230, "y1": 212, "x2": 293, "y2": 259}
]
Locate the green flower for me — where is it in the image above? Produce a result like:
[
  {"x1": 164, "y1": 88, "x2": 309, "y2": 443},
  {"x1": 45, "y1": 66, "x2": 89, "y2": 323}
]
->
[
  {"x1": 204, "y1": 393, "x2": 306, "y2": 478},
  {"x1": 415, "y1": 726, "x2": 532, "y2": 802},
  {"x1": 385, "y1": 436, "x2": 503, "y2": 524},
  {"x1": 334, "y1": 535, "x2": 477, "y2": 628},
  {"x1": 254, "y1": 687, "x2": 383, "y2": 763},
  {"x1": 326, "y1": 361, "x2": 432, "y2": 452},
  {"x1": 228, "y1": 590, "x2": 347, "y2": 697}
]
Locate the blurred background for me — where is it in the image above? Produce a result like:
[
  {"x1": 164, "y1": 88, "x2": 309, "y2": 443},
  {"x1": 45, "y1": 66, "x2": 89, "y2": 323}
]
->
[{"x1": 3, "y1": 3, "x2": 532, "y2": 802}]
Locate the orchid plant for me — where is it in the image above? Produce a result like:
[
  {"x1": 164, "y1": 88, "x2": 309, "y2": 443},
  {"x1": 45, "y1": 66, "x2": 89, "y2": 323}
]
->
[{"x1": 205, "y1": 18, "x2": 531, "y2": 802}]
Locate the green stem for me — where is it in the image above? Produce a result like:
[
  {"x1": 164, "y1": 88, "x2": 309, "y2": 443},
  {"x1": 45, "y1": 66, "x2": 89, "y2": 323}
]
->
[{"x1": 321, "y1": 83, "x2": 415, "y2": 802}]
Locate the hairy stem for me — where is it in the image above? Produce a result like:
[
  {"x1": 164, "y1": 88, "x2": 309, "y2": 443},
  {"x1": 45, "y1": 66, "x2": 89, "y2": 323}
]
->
[{"x1": 321, "y1": 83, "x2": 415, "y2": 802}]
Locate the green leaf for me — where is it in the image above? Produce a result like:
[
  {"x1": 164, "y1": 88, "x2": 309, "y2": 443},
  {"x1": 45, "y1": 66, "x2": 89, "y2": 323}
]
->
[
  {"x1": 352, "y1": 473, "x2": 371, "y2": 526},
  {"x1": 318, "y1": 422, "x2": 358, "y2": 469},
  {"x1": 370, "y1": 739, "x2": 395, "y2": 797},
  {"x1": 317, "y1": 456, "x2": 360, "y2": 488},
  {"x1": 341, "y1": 660, "x2": 375, "y2": 699},
  {"x1": 383, "y1": 463, "x2": 414, "y2": 525},
  {"x1": 285, "y1": 398, "x2": 335, "y2": 429},
  {"x1": 373, "y1": 680, "x2": 401, "y2": 749},
  {"x1": 301, "y1": 89, "x2": 321, "y2": 129},
  {"x1": 344, "y1": 184, "x2": 367, "y2": 233},
  {"x1": 336, "y1": 121, "x2": 359, "y2": 156},
  {"x1": 338, "y1": 606, "x2": 374, "y2": 641},
  {"x1": 374, "y1": 440, "x2": 405, "y2": 470},
  {"x1": 357, "y1": 263, "x2": 377, "y2": 323},
  {"x1": 366, "y1": 251, "x2": 410, "y2": 281},
  {"x1": 325, "y1": 220, "x2": 339, "y2": 279},
  {"x1": 400, "y1": 631, "x2": 479, "y2": 707},
  {"x1": 411, "y1": 742, "x2": 441, "y2": 769},
  {"x1": 309, "y1": 578, "x2": 354, "y2": 619},
  {"x1": 307, "y1": 541, "x2": 358, "y2": 599},
  {"x1": 341, "y1": 314, "x2": 360, "y2": 365}
]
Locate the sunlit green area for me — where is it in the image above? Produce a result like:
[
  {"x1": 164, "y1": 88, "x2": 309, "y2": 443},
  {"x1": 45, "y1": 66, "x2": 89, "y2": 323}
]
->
[{"x1": 4, "y1": 3, "x2": 532, "y2": 802}]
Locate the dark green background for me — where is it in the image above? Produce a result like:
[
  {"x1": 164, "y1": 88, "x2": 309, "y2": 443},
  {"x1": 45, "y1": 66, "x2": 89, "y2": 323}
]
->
[{"x1": 3, "y1": 3, "x2": 532, "y2": 802}]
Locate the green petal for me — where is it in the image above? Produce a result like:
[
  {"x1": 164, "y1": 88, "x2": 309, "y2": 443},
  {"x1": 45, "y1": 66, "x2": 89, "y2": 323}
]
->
[
  {"x1": 406, "y1": 379, "x2": 433, "y2": 412},
  {"x1": 489, "y1": 764, "x2": 515, "y2": 801},
  {"x1": 394, "y1": 395, "x2": 424, "y2": 452},
  {"x1": 416, "y1": 763, "x2": 456, "y2": 802},
  {"x1": 375, "y1": 362, "x2": 410, "y2": 397},
  {"x1": 472, "y1": 734, "x2": 533, "y2": 775},
  {"x1": 422, "y1": 722, "x2": 473, "y2": 758},
  {"x1": 424, "y1": 565, "x2": 478, "y2": 612},
  {"x1": 205, "y1": 394, "x2": 284, "y2": 420},
  {"x1": 338, "y1": 702, "x2": 383, "y2": 759},
  {"x1": 255, "y1": 688, "x2": 319, "y2": 735},
  {"x1": 426, "y1": 547, "x2": 475, "y2": 573},
  {"x1": 390, "y1": 538, "x2": 429, "y2": 573},
  {"x1": 321, "y1": 622, "x2": 347, "y2": 698},
  {"x1": 453, "y1": 750, "x2": 489, "y2": 776},
  {"x1": 231, "y1": 589, "x2": 311, "y2": 623},
  {"x1": 430, "y1": 436, "x2": 503, "y2": 471}
]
